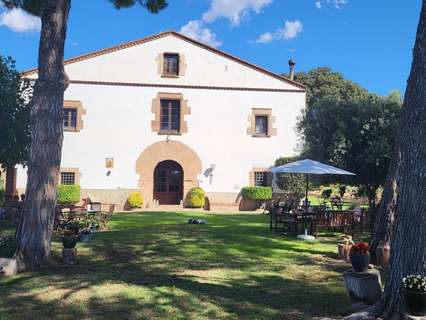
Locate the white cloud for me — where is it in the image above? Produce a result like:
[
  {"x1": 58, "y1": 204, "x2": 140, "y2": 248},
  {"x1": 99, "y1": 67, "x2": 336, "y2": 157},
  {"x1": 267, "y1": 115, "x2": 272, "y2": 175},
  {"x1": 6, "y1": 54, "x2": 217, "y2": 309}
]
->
[
  {"x1": 202, "y1": 0, "x2": 273, "y2": 26},
  {"x1": 0, "y1": 7, "x2": 40, "y2": 32},
  {"x1": 277, "y1": 20, "x2": 303, "y2": 39},
  {"x1": 180, "y1": 20, "x2": 222, "y2": 48},
  {"x1": 256, "y1": 32, "x2": 273, "y2": 43},
  {"x1": 315, "y1": 0, "x2": 348, "y2": 9},
  {"x1": 256, "y1": 20, "x2": 303, "y2": 43}
]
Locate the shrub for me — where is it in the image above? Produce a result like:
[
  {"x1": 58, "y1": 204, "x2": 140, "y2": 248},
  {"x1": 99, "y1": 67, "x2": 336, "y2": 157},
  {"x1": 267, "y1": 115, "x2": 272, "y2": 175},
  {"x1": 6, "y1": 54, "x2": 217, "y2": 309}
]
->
[
  {"x1": 241, "y1": 186, "x2": 272, "y2": 201},
  {"x1": 274, "y1": 156, "x2": 305, "y2": 198},
  {"x1": 127, "y1": 192, "x2": 143, "y2": 209},
  {"x1": 321, "y1": 188, "x2": 333, "y2": 199},
  {"x1": 57, "y1": 185, "x2": 81, "y2": 205},
  {"x1": 184, "y1": 187, "x2": 205, "y2": 208}
]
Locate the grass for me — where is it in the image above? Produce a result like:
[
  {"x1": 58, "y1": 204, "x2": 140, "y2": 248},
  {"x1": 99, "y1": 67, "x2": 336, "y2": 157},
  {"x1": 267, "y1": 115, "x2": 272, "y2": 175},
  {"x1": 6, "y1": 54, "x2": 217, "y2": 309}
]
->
[{"x1": 0, "y1": 212, "x2": 351, "y2": 320}]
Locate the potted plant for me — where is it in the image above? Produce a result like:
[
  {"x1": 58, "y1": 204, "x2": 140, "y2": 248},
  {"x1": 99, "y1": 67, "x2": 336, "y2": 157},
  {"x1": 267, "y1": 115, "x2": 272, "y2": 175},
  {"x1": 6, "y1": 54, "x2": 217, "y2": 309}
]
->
[
  {"x1": 349, "y1": 242, "x2": 370, "y2": 272},
  {"x1": 62, "y1": 230, "x2": 78, "y2": 249},
  {"x1": 79, "y1": 228, "x2": 92, "y2": 243},
  {"x1": 402, "y1": 274, "x2": 426, "y2": 316}
]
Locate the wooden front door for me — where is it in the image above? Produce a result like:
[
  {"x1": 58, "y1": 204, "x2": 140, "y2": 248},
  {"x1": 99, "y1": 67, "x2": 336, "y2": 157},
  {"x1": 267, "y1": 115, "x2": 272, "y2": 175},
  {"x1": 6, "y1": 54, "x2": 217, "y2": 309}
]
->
[{"x1": 153, "y1": 160, "x2": 184, "y2": 205}]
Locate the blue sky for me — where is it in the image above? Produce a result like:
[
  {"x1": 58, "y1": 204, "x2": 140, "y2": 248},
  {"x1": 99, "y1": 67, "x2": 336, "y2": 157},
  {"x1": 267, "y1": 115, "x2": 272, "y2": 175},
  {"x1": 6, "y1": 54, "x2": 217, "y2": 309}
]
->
[{"x1": 0, "y1": 0, "x2": 422, "y2": 96}]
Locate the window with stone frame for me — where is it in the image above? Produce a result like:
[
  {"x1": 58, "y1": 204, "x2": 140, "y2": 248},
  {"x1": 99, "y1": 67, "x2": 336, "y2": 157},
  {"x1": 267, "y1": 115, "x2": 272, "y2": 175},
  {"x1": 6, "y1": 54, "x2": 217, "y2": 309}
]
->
[
  {"x1": 255, "y1": 115, "x2": 269, "y2": 136},
  {"x1": 160, "y1": 99, "x2": 181, "y2": 133},
  {"x1": 60, "y1": 172, "x2": 76, "y2": 185},
  {"x1": 163, "y1": 53, "x2": 179, "y2": 76},
  {"x1": 63, "y1": 108, "x2": 77, "y2": 131},
  {"x1": 254, "y1": 171, "x2": 268, "y2": 187}
]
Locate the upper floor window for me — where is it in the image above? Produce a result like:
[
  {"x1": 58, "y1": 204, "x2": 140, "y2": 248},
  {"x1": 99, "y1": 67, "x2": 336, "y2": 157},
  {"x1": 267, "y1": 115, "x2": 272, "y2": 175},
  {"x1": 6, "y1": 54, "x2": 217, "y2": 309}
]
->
[
  {"x1": 63, "y1": 100, "x2": 86, "y2": 132},
  {"x1": 247, "y1": 108, "x2": 277, "y2": 138},
  {"x1": 255, "y1": 115, "x2": 268, "y2": 136},
  {"x1": 160, "y1": 99, "x2": 181, "y2": 133},
  {"x1": 63, "y1": 108, "x2": 77, "y2": 131},
  {"x1": 163, "y1": 53, "x2": 179, "y2": 76}
]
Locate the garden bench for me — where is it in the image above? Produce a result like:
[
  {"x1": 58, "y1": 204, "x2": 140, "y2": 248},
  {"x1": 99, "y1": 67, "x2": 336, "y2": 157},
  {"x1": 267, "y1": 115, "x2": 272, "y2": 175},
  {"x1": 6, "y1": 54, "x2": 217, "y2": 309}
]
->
[{"x1": 314, "y1": 209, "x2": 354, "y2": 237}]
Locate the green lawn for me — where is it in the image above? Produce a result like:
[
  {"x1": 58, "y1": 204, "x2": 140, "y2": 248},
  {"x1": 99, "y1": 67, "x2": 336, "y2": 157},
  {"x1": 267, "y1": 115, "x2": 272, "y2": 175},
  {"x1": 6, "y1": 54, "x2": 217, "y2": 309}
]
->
[{"x1": 0, "y1": 212, "x2": 351, "y2": 320}]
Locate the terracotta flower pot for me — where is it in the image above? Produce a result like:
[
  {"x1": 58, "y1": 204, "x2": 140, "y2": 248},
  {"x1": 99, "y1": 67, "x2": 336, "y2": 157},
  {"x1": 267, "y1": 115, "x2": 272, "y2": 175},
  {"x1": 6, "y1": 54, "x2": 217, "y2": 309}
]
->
[
  {"x1": 376, "y1": 240, "x2": 390, "y2": 268},
  {"x1": 403, "y1": 289, "x2": 426, "y2": 316},
  {"x1": 350, "y1": 253, "x2": 370, "y2": 272}
]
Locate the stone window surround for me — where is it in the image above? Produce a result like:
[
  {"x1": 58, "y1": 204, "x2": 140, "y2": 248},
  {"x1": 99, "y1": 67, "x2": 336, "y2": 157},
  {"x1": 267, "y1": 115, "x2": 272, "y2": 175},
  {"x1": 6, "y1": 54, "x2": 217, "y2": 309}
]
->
[
  {"x1": 60, "y1": 167, "x2": 81, "y2": 185},
  {"x1": 249, "y1": 167, "x2": 272, "y2": 187},
  {"x1": 156, "y1": 52, "x2": 187, "y2": 78},
  {"x1": 247, "y1": 108, "x2": 277, "y2": 138},
  {"x1": 63, "y1": 100, "x2": 86, "y2": 132},
  {"x1": 151, "y1": 92, "x2": 190, "y2": 135}
]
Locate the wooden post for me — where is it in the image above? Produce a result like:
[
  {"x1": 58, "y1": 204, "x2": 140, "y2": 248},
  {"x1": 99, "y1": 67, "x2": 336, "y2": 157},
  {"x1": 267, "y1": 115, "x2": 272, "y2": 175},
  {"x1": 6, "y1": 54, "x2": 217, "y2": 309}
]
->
[
  {"x1": 62, "y1": 248, "x2": 77, "y2": 266},
  {"x1": 343, "y1": 268, "x2": 383, "y2": 305}
]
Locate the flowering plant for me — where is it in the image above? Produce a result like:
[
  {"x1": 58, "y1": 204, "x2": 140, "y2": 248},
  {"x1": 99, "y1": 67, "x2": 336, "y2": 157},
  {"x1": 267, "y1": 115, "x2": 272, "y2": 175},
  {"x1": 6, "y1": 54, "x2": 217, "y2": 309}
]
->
[
  {"x1": 403, "y1": 275, "x2": 426, "y2": 292},
  {"x1": 350, "y1": 242, "x2": 370, "y2": 255}
]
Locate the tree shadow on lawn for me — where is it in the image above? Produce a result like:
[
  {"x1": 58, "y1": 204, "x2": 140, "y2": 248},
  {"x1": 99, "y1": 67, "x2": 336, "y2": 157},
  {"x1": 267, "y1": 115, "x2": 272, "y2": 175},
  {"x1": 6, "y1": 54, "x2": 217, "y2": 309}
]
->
[
  {"x1": 0, "y1": 212, "x2": 349, "y2": 319},
  {"x1": 0, "y1": 265, "x2": 348, "y2": 320}
]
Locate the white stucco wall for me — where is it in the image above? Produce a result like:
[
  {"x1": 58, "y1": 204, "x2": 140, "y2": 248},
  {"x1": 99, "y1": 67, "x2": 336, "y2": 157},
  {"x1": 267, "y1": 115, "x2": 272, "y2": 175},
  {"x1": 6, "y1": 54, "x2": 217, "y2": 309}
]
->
[{"x1": 17, "y1": 33, "x2": 306, "y2": 197}]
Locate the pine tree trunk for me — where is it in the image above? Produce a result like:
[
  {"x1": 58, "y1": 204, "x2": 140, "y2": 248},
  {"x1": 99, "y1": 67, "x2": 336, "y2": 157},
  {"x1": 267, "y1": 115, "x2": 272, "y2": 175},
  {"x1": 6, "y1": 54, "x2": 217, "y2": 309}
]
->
[
  {"x1": 375, "y1": 1, "x2": 426, "y2": 318},
  {"x1": 370, "y1": 159, "x2": 398, "y2": 256},
  {"x1": 15, "y1": 0, "x2": 71, "y2": 270}
]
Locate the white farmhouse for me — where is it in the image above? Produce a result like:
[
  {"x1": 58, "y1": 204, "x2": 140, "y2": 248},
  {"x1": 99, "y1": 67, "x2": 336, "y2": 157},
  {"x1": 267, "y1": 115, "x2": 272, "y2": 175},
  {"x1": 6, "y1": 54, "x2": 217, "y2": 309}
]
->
[{"x1": 18, "y1": 31, "x2": 306, "y2": 210}]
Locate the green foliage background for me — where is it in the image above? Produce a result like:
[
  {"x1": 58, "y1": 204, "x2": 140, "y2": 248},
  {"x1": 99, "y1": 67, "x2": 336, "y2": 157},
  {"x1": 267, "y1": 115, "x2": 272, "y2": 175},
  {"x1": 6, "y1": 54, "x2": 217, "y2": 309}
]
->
[
  {"x1": 0, "y1": 56, "x2": 32, "y2": 168},
  {"x1": 294, "y1": 67, "x2": 401, "y2": 202}
]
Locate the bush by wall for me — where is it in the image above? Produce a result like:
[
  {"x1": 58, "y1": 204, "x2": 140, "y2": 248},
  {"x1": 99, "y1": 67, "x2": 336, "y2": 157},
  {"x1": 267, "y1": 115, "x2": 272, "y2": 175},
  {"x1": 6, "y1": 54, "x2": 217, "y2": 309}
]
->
[
  {"x1": 57, "y1": 185, "x2": 81, "y2": 205},
  {"x1": 184, "y1": 187, "x2": 205, "y2": 208},
  {"x1": 241, "y1": 186, "x2": 272, "y2": 201},
  {"x1": 127, "y1": 192, "x2": 143, "y2": 209}
]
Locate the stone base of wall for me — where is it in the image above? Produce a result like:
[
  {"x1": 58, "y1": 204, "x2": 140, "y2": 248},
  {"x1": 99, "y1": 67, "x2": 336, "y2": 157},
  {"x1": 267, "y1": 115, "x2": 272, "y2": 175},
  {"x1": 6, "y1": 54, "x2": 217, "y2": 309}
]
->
[
  {"x1": 17, "y1": 188, "x2": 264, "y2": 212},
  {"x1": 81, "y1": 189, "x2": 140, "y2": 211}
]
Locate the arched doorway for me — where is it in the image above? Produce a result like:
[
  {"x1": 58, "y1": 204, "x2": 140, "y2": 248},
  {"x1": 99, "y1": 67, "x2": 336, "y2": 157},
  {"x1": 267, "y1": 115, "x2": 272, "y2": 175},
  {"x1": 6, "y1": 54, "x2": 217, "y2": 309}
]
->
[
  {"x1": 135, "y1": 141, "x2": 202, "y2": 207},
  {"x1": 153, "y1": 160, "x2": 183, "y2": 205}
]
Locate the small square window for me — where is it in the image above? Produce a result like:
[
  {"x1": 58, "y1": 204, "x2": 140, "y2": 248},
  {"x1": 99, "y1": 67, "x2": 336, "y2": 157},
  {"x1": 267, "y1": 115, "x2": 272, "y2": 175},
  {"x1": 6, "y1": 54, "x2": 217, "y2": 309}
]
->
[
  {"x1": 254, "y1": 172, "x2": 268, "y2": 187},
  {"x1": 61, "y1": 172, "x2": 76, "y2": 185},
  {"x1": 255, "y1": 115, "x2": 269, "y2": 136},
  {"x1": 163, "y1": 53, "x2": 179, "y2": 76},
  {"x1": 63, "y1": 108, "x2": 77, "y2": 130}
]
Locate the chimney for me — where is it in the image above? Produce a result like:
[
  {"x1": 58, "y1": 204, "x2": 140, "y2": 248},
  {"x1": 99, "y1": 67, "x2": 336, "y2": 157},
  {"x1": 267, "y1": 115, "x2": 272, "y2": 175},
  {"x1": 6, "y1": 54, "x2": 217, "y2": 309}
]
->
[{"x1": 289, "y1": 59, "x2": 296, "y2": 81}]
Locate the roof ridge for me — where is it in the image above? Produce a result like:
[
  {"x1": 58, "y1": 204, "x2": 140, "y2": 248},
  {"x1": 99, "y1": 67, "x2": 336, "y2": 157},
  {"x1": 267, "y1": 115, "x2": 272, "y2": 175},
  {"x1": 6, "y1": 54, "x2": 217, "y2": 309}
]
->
[{"x1": 21, "y1": 30, "x2": 306, "y2": 90}]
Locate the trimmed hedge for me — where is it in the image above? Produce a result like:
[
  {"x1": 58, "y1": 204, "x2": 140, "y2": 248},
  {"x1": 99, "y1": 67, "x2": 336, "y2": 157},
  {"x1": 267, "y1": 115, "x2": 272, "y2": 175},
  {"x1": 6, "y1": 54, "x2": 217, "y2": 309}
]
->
[
  {"x1": 127, "y1": 192, "x2": 143, "y2": 209},
  {"x1": 241, "y1": 186, "x2": 272, "y2": 201},
  {"x1": 57, "y1": 185, "x2": 81, "y2": 205},
  {"x1": 184, "y1": 187, "x2": 205, "y2": 208}
]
